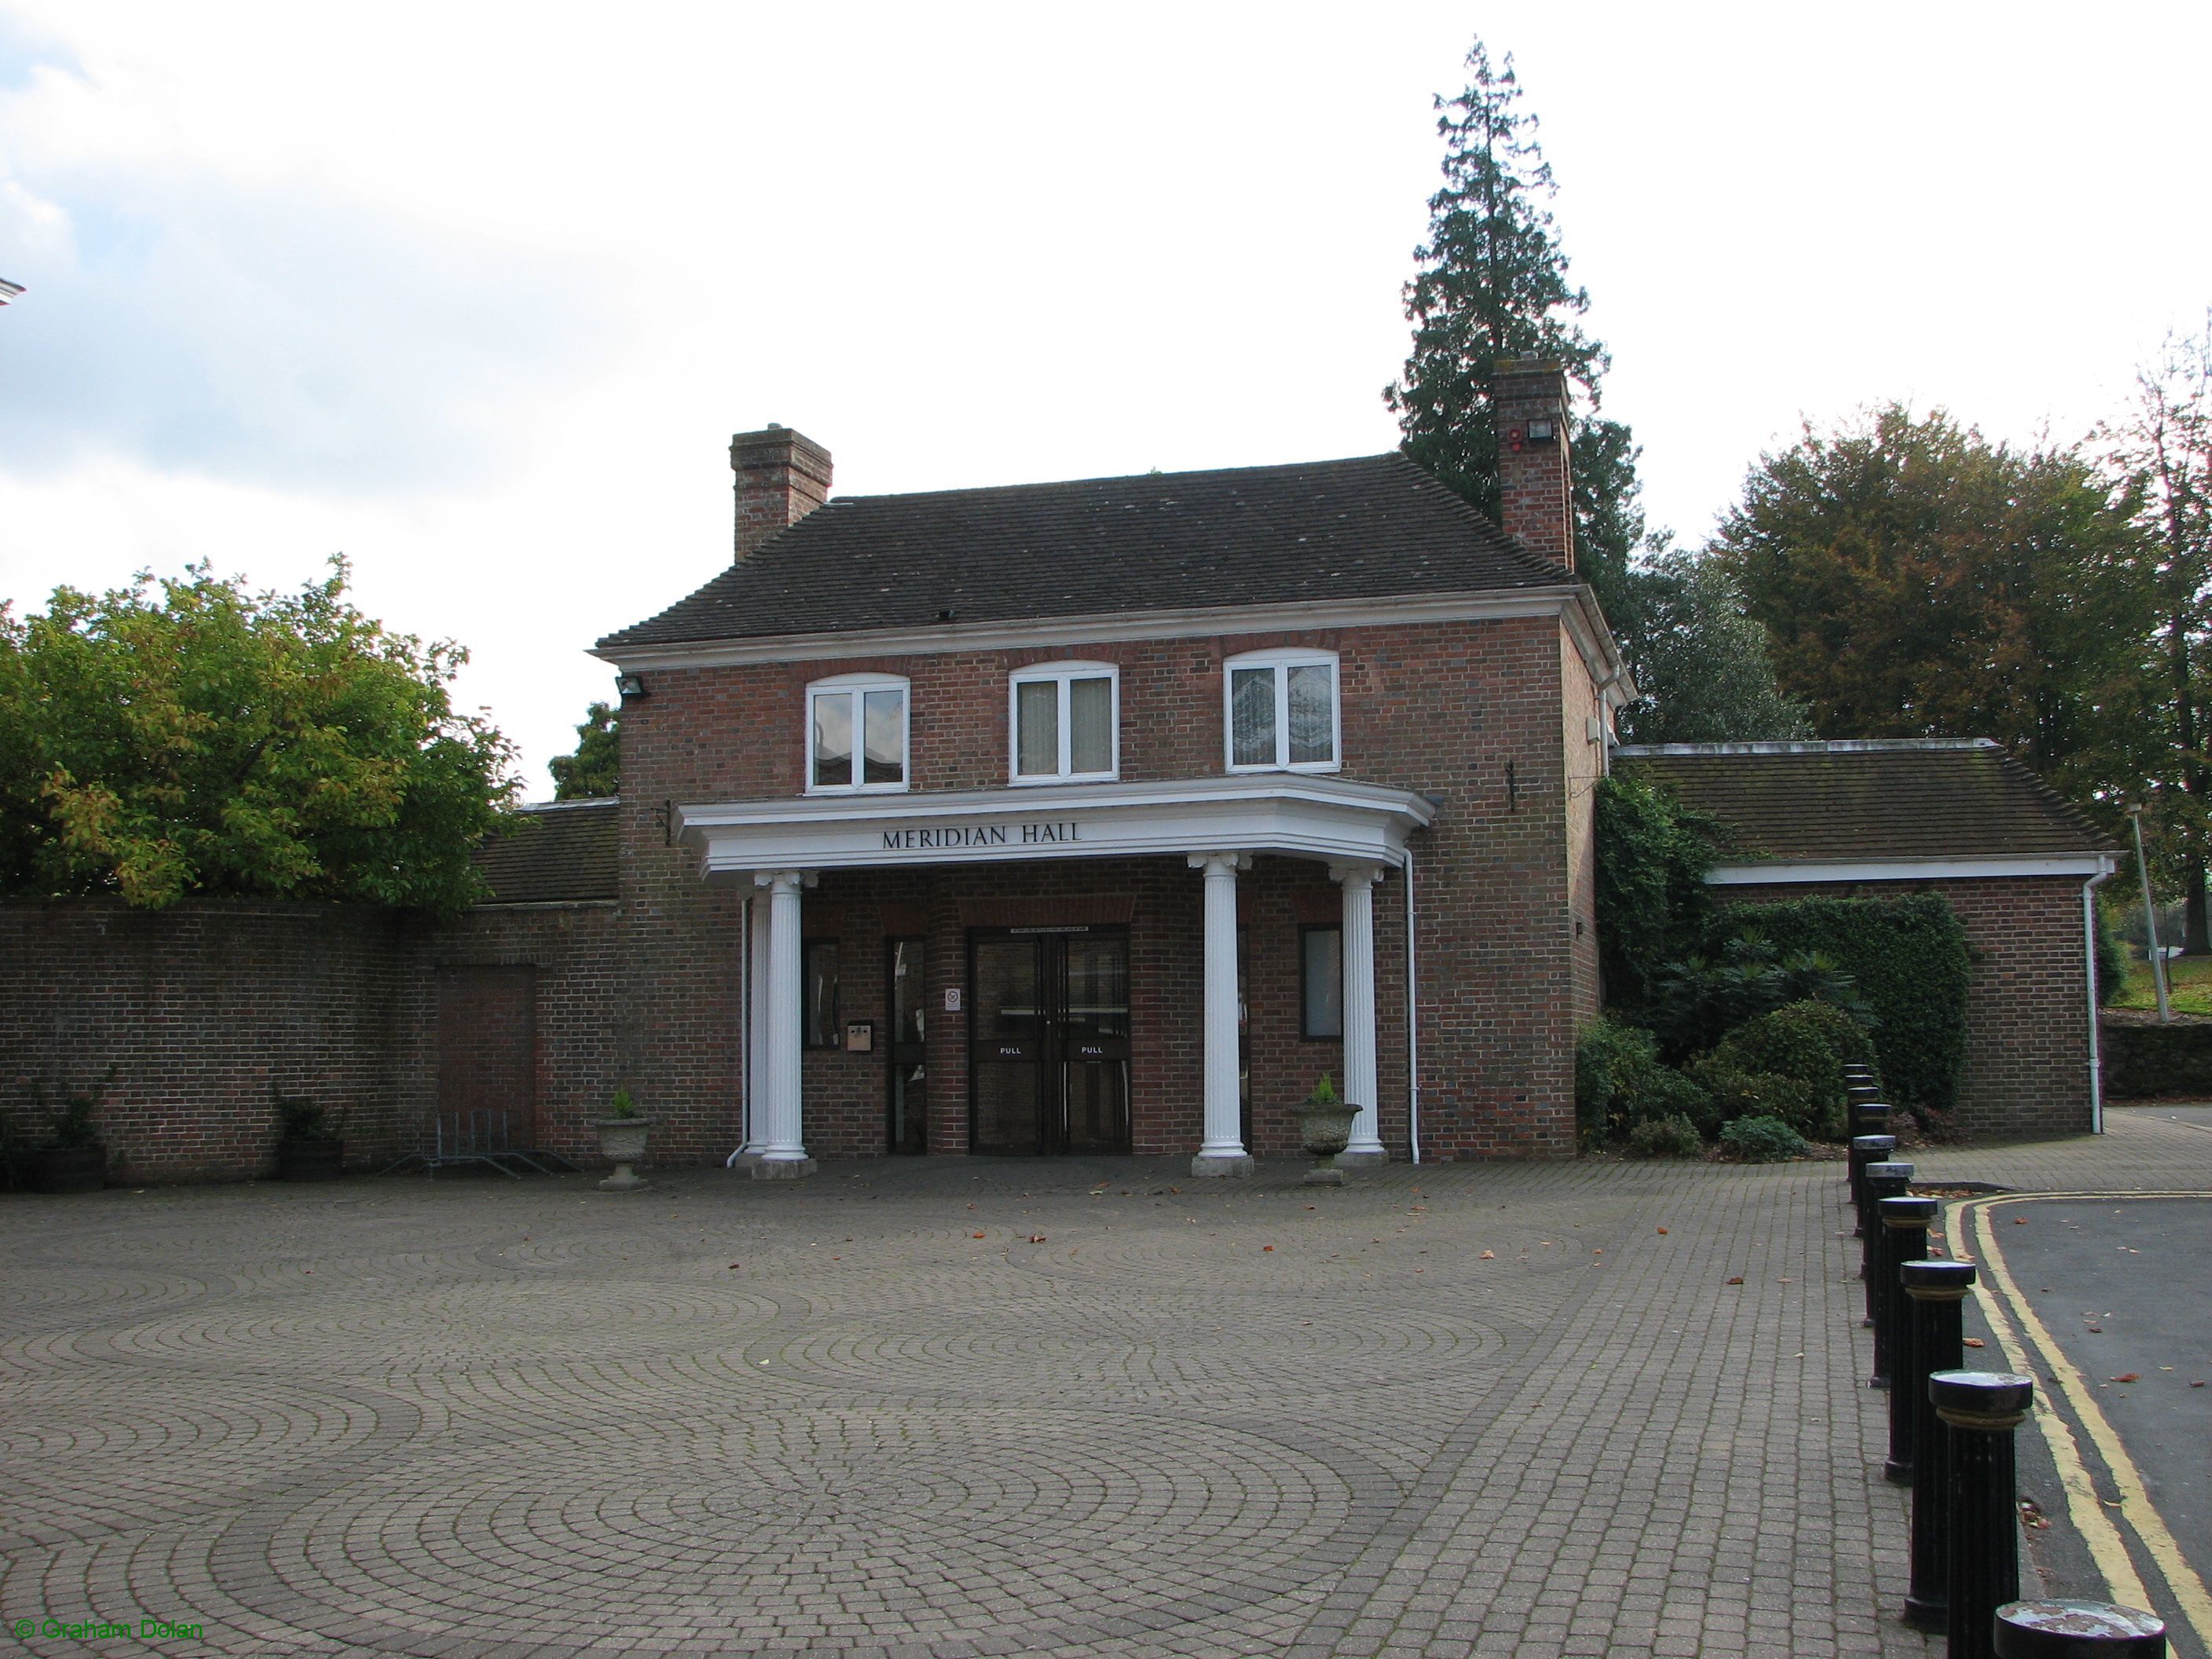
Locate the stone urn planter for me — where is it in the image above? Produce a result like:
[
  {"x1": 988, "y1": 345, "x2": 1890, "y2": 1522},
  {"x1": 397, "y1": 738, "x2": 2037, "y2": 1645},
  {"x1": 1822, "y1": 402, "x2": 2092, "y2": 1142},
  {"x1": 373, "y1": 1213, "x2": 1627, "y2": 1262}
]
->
[
  {"x1": 595, "y1": 1092, "x2": 652, "y2": 1191},
  {"x1": 1293, "y1": 1074, "x2": 1359, "y2": 1187}
]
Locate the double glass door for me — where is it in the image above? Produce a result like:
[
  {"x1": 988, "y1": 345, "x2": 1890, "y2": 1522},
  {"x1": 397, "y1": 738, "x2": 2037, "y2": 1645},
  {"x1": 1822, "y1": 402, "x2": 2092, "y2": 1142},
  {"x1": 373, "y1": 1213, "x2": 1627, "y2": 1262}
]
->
[{"x1": 969, "y1": 928, "x2": 1130, "y2": 1155}]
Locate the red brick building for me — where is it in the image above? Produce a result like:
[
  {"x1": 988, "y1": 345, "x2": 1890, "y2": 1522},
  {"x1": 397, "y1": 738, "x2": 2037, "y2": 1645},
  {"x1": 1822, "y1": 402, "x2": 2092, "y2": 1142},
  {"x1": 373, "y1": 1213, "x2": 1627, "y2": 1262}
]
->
[
  {"x1": 1611, "y1": 742, "x2": 2119, "y2": 1137},
  {"x1": 575, "y1": 361, "x2": 1622, "y2": 1174},
  {"x1": 0, "y1": 362, "x2": 2124, "y2": 1181}
]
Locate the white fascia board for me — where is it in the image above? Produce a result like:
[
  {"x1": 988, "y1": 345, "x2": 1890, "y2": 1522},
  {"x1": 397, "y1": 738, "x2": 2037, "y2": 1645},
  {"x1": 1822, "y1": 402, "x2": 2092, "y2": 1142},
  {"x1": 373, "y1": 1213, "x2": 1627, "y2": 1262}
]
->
[
  {"x1": 678, "y1": 775, "x2": 1434, "y2": 880},
  {"x1": 1562, "y1": 587, "x2": 1635, "y2": 708},
  {"x1": 595, "y1": 588, "x2": 1595, "y2": 674},
  {"x1": 1707, "y1": 854, "x2": 2117, "y2": 885}
]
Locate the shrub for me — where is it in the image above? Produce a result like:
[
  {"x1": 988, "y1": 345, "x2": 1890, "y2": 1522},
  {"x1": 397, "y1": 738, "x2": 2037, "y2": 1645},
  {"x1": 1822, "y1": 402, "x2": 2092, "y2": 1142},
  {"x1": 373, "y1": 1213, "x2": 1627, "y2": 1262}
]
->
[
  {"x1": 1625, "y1": 1114, "x2": 1704, "y2": 1159},
  {"x1": 1577, "y1": 1018, "x2": 1716, "y2": 1143},
  {"x1": 1645, "y1": 933, "x2": 1876, "y2": 1061},
  {"x1": 1687, "y1": 1057, "x2": 1835, "y2": 1141},
  {"x1": 1721, "y1": 1115, "x2": 1809, "y2": 1162},
  {"x1": 1707, "y1": 998, "x2": 1871, "y2": 1139},
  {"x1": 1723, "y1": 895, "x2": 1969, "y2": 1115}
]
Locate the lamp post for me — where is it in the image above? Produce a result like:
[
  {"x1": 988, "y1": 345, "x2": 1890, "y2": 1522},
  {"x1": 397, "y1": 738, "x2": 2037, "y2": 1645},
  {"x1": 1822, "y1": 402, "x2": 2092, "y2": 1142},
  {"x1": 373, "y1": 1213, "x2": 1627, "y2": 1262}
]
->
[{"x1": 2130, "y1": 805, "x2": 2171, "y2": 1024}]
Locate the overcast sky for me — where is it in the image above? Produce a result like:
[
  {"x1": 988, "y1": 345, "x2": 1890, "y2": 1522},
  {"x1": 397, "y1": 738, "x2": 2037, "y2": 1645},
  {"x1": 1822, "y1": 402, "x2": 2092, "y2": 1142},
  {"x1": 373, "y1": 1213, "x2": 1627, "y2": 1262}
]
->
[{"x1": 4, "y1": 2, "x2": 2207, "y2": 794}]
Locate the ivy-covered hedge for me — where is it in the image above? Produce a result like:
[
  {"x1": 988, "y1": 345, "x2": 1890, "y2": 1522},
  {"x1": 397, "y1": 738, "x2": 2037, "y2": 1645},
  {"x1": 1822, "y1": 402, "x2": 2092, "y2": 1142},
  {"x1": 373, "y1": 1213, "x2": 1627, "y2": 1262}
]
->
[{"x1": 1721, "y1": 895, "x2": 1969, "y2": 1115}]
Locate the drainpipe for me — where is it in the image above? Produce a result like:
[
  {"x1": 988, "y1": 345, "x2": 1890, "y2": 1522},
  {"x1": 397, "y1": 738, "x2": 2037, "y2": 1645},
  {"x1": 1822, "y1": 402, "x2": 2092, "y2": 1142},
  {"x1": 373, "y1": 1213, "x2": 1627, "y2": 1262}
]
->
[
  {"x1": 2084, "y1": 863, "x2": 2115, "y2": 1134},
  {"x1": 1401, "y1": 843, "x2": 1420, "y2": 1164}
]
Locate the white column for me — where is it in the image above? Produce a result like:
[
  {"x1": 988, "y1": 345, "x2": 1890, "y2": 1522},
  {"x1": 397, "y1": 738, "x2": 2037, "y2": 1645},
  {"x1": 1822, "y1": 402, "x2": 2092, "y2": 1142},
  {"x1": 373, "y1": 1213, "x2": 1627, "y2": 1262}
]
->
[
  {"x1": 752, "y1": 870, "x2": 817, "y2": 1177},
  {"x1": 731, "y1": 895, "x2": 772, "y2": 1167},
  {"x1": 1188, "y1": 851, "x2": 1254, "y2": 1177},
  {"x1": 1333, "y1": 862, "x2": 1387, "y2": 1166}
]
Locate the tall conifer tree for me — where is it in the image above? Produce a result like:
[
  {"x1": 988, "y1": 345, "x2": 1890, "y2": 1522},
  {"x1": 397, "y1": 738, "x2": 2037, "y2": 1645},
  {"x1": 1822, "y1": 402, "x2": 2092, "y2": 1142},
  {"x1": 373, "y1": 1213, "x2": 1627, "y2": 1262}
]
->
[{"x1": 1386, "y1": 39, "x2": 1644, "y2": 628}]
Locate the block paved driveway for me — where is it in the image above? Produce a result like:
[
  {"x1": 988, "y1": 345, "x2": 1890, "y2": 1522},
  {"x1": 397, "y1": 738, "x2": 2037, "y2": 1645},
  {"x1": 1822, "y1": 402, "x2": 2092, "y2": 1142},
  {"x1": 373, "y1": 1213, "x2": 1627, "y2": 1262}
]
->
[{"x1": 6, "y1": 1109, "x2": 2209, "y2": 1659}]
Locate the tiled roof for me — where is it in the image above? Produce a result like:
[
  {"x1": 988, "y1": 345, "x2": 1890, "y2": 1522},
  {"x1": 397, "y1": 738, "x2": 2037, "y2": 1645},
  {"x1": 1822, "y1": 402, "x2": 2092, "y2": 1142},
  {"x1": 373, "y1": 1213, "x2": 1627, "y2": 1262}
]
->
[
  {"x1": 599, "y1": 452, "x2": 1569, "y2": 650},
  {"x1": 1612, "y1": 741, "x2": 2117, "y2": 862},
  {"x1": 471, "y1": 800, "x2": 619, "y2": 905}
]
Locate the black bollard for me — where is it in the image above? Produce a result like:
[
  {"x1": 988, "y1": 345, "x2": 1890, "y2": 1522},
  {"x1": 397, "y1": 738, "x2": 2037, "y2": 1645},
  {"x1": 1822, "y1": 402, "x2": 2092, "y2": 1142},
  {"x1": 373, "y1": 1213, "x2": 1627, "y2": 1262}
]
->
[
  {"x1": 1932, "y1": 1369, "x2": 2035, "y2": 1659},
  {"x1": 1994, "y1": 1600, "x2": 2167, "y2": 1657},
  {"x1": 1861, "y1": 1160, "x2": 1913, "y2": 1341},
  {"x1": 1850, "y1": 1133, "x2": 1898, "y2": 1230},
  {"x1": 1869, "y1": 1187, "x2": 1931, "y2": 1390},
  {"x1": 1853, "y1": 1101, "x2": 1893, "y2": 1156},
  {"x1": 1879, "y1": 1196, "x2": 1940, "y2": 1460},
  {"x1": 1903, "y1": 1259, "x2": 1978, "y2": 1631}
]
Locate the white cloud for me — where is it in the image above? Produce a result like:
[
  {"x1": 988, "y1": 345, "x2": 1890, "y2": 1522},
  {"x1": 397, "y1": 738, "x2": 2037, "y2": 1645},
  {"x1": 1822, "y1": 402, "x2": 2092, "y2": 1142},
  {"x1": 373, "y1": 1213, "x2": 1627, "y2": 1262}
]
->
[{"x1": 2, "y1": 0, "x2": 2208, "y2": 790}]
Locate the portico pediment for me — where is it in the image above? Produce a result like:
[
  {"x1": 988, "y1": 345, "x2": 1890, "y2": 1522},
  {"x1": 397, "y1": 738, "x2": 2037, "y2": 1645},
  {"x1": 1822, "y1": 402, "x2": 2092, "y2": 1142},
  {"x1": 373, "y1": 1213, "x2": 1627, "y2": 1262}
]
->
[{"x1": 676, "y1": 775, "x2": 1434, "y2": 881}]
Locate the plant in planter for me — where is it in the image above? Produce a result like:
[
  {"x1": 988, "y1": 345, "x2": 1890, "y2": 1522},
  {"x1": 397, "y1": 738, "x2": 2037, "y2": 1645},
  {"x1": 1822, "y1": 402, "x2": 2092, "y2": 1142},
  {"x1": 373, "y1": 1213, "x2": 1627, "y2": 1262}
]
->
[
  {"x1": 1291, "y1": 1071, "x2": 1360, "y2": 1187},
  {"x1": 594, "y1": 1086, "x2": 653, "y2": 1191},
  {"x1": 26, "y1": 1068, "x2": 117, "y2": 1194},
  {"x1": 274, "y1": 1092, "x2": 348, "y2": 1182}
]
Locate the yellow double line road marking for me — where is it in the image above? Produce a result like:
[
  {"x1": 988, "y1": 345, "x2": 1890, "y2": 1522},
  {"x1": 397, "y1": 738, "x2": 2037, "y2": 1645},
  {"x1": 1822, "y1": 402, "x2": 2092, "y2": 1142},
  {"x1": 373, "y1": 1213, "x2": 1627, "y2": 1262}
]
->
[{"x1": 1953, "y1": 1191, "x2": 2212, "y2": 1652}]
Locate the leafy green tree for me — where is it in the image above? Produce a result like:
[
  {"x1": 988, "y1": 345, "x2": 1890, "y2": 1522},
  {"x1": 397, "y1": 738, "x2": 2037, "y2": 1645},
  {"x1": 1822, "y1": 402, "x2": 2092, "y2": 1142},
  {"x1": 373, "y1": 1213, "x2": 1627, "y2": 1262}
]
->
[
  {"x1": 2102, "y1": 319, "x2": 2212, "y2": 950},
  {"x1": 1384, "y1": 37, "x2": 1645, "y2": 628},
  {"x1": 550, "y1": 700, "x2": 620, "y2": 800},
  {"x1": 0, "y1": 559, "x2": 518, "y2": 914},
  {"x1": 1617, "y1": 547, "x2": 1812, "y2": 743},
  {"x1": 1712, "y1": 404, "x2": 2146, "y2": 804}
]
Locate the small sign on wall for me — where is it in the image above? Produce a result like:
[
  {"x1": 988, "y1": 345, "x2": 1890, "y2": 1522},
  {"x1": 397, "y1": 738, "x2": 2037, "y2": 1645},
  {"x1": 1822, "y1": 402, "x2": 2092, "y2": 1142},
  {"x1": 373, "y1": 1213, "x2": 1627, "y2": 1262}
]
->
[
  {"x1": 943, "y1": 987, "x2": 963, "y2": 1013},
  {"x1": 844, "y1": 1021, "x2": 874, "y2": 1053}
]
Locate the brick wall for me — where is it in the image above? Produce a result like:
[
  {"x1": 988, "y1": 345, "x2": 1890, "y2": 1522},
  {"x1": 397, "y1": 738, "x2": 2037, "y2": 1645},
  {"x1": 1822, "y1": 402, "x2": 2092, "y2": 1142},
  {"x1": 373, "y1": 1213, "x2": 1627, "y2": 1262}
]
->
[
  {"x1": 616, "y1": 612, "x2": 1591, "y2": 1163},
  {"x1": 0, "y1": 899, "x2": 422, "y2": 1182},
  {"x1": 1718, "y1": 876, "x2": 2097, "y2": 1137},
  {"x1": 0, "y1": 895, "x2": 626, "y2": 1185}
]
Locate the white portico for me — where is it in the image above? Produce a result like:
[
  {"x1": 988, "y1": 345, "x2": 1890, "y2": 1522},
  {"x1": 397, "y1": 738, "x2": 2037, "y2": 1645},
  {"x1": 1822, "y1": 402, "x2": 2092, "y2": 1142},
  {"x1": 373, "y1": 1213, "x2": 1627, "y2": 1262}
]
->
[{"x1": 679, "y1": 775, "x2": 1434, "y2": 1177}]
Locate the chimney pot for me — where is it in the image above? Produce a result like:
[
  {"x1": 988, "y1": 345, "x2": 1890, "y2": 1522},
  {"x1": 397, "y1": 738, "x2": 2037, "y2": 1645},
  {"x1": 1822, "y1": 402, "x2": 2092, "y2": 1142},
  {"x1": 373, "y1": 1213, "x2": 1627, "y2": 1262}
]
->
[{"x1": 731, "y1": 425, "x2": 832, "y2": 561}]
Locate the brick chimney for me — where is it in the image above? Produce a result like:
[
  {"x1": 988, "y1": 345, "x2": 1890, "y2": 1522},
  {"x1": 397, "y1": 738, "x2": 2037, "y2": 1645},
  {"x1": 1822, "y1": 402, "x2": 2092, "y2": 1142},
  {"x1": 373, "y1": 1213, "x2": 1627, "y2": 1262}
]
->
[
  {"x1": 731, "y1": 424, "x2": 833, "y2": 560},
  {"x1": 1492, "y1": 358, "x2": 1573, "y2": 571}
]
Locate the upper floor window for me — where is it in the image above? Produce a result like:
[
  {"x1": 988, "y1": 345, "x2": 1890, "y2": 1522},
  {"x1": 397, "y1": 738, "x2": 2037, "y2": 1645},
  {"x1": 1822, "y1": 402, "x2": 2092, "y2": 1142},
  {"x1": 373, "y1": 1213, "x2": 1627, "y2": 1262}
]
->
[
  {"x1": 808, "y1": 673, "x2": 908, "y2": 793},
  {"x1": 1010, "y1": 661, "x2": 1118, "y2": 783},
  {"x1": 1225, "y1": 649, "x2": 1339, "y2": 772}
]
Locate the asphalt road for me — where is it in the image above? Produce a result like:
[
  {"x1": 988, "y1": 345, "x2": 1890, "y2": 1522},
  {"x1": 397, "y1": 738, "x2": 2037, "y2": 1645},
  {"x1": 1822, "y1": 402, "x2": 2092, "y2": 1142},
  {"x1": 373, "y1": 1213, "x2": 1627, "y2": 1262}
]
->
[{"x1": 1966, "y1": 1144, "x2": 2212, "y2": 1657}]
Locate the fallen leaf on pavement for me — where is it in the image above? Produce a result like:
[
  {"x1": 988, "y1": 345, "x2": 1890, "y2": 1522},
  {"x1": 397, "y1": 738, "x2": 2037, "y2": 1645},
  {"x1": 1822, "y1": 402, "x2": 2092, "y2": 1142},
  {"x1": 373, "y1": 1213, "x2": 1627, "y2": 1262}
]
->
[
  {"x1": 1726, "y1": 1276, "x2": 1745, "y2": 1285},
  {"x1": 2112, "y1": 1373, "x2": 2140, "y2": 1383},
  {"x1": 972, "y1": 1231, "x2": 986, "y2": 1239},
  {"x1": 1656, "y1": 1226, "x2": 1668, "y2": 1234},
  {"x1": 1963, "y1": 1338, "x2": 1986, "y2": 1349},
  {"x1": 2089, "y1": 1325, "x2": 2104, "y2": 1332},
  {"x1": 2014, "y1": 1217, "x2": 2027, "y2": 1225},
  {"x1": 1263, "y1": 1244, "x2": 1275, "y2": 1252},
  {"x1": 1027, "y1": 1234, "x2": 1047, "y2": 1243},
  {"x1": 1479, "y1": 1250, "x2": 1496, "y2": 1259}
]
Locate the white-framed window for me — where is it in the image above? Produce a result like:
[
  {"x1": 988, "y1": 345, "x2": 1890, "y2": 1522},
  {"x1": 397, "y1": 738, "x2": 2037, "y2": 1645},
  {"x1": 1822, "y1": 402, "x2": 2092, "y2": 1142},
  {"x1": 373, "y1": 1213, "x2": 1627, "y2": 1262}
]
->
[
  {"x1": 1009, "y1": 661, "x2": 1119, "y2": 783},
  {"x1": 1224, "y1": 648, "x2": 1340, "y2": 772},
  {"x1": 806, "y1": 673, "x2": 909, "y2": 793}
]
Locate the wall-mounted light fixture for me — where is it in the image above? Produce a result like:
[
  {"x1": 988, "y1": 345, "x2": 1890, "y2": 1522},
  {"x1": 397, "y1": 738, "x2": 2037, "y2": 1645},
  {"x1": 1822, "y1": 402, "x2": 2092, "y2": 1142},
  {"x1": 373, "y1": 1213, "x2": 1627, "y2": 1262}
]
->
[
  {"x1": 616, "y1": 672, "x2": 647, "y2": 700},
  {"x1": 1525, "y1": 417, "x2": 1557, "y2": 445}
]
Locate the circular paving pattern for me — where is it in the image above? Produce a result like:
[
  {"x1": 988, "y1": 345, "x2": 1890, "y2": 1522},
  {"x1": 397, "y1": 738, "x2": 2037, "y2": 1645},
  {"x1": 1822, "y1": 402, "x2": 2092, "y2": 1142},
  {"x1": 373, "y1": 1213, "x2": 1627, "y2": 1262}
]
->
[
  {"x1": 94, "y1": 1281, "x2": 782, "y2": 1373},
  {"x1": 0, "y1": 1374, "x2": 388, "y2": 1547},
  {"x1": 780, "y1": 1290, "x2": 1503, "y2": 1401},
  {"x1": 244, "y1": 1407, "x2": 1356, "y2": 1653}
]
